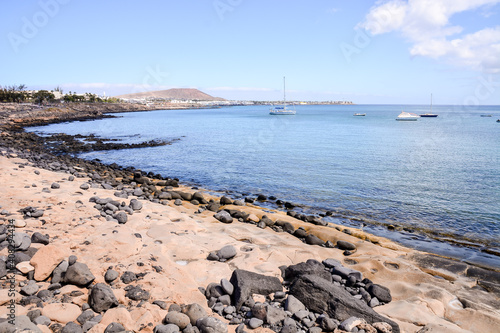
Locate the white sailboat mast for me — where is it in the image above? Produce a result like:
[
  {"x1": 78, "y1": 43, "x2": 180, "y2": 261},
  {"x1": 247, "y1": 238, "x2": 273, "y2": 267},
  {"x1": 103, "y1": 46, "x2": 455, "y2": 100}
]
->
[{"x1": 431, "y1": 93, "x2": 433, "y2": 113}]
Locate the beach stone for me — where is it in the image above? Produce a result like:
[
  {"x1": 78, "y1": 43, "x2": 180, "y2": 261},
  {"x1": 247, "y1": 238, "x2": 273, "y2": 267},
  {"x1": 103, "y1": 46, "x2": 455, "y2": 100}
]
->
[
  {"x1": 207, "y1": 252, "x2": 219, "y2": 261},
  {"x1": 220, "y1": 278, "x2": 234, "y2": 295},
  {"x1": 13, "y1": 232, "x2": 31, "y2": 250},
  {"x1": 339, "y1": 317, "x2": 365, "y2": 331},
  {"x1": 125, "y1": 285, "x2": 150, "y2": 301},
  {"x1": 233, "y1": 200, "x2": 244, "y2": 206},
  {"x1": 80, "y1": 183, "x2": 90, "y2": 190},
  {"x1": 16, "y1": 261, "x2": 34, "y2": 274},
  {"x1": 42, "y1": 302, "x2": 81, "y2": 324},
  {"x1": 284, "y1": 260, "x2": 331, "y2": 282},
  {"x1": 220, "y1": 196, "x2": 233, "y2": 205},
  {"x1": 293, "y1": 229, "x2": 308, "y2": 239},
  {"x1": 284, "y1": 295, "x2": 306, "y2": 313},
  {"x1": 322, "y1": 258, "x2": 342, "y2": 268},
  {"x1": 289, "y1": 275, "x2": 399, "y2": 332},
  {"x1": 77, "y1": 309, "x2": 96, "y2": 325},
  {"x1": 105, "y1": 269, "x2": 119, "y2": 283},
  {"x1": 320, "y1": 317, "x2": 338, "y2": 331},
  {"x1": 331, "y1": 266, "x2": 363, "y2": 281},
  {"x1": 248, "y1": 318, "x2": 263, "y2": 329},
  {"x1": 369, "y1": 297, "x2": 380, "y2": 308},
  {"x1": 114, "y1": 211, "x2": 128, "y2": 224},
  {"x1": 337, "y1": 240, "x2": 356, "y2": 251},
  {"x1": 62, "y1": 322, "x2": 83, "y2": 333},
  {"x1": 51, "y1": 182, "x2": 61, "y2": 189},
  {"x1": 121, "y1": 271, "x2": 137, "y2": 284},
  {"x1": 0, "y1": 315, "x2": 42, "y2": 332},
  {"x1": 154, "y1": 324, "x2": 180, "y2": 333},
  {"x1": 13, "y1": 219, "x2": 27, "y2": 228},
  {"x1": 31, "y1": 232, "x2": 50, "y2": 245},
  {"x1": 30, "y1": 244, "x2": 68, "y2": 281},
  {"x1": 21, "y1": 280, "x2": 39, "y2": 296},
  {"x1": 281, "y1": 323, "x2": 298, "y2": 333},
  {"x1": 217, "y1": 245, "x2": 237, "y2": 260},
  {"x1": 182, "y1": 303, "x2": 208, "y2": 325},
  {"x1": 165, "y1": 311, "x2": 191, "y2": 329},
  {"x1": 174, "y1": 199, "x2": 183, "y2": 206},
  {"x1": 219, "y1": 294, "x2": 231, "y2": 306},
  {"x1": 27, "y1": 309, "x2": 42, "y2": 322},
  {"x1": 372, "y1": 322, "x2": 392, "y2": 333},
  {"x1": 65, "y1": 262, "x2": 95, "y2": 286},
  {"x1": 89, "y1": 283, "x2": 119, "y2": 313},
  {"x1": 83, "y1": 321, "x2": 99, "y2": 332},
  {"x1": 0, "y1": 260, "x2": 7, "y2": 278},
  {"x1": 266, "y1": 305, "x2": 287, "y2": 326},
  {"x1": 104, "y1": 322, "x2": 126, "y2": 333},
  {"x1": 192, "y1": 192, "x2": 206, "y2": 203},
  {"x1": 368, "y1": 284, "x2": 392, "y2": 303},
  {"x1": 52, "y1": 260, "x2": 69, "y2": 284},
  {"x1": 305, "y1": 234, "x2": 325, "y2": 246},
  {"x1": 214, "y1": 211, "x2": 233, "y2": 224},
  {"x1": 230, "y1": 269, "x2": 283, "y2": 310},
  {"x1": 130, "y1": 199, "x2": 143, "y2": 210},
  {"x1": 34, "y1": 315, "x2": 51, "y2": 326},
  {"x1": 196, "y1": 317, "x2": 228, "y2": 333}
]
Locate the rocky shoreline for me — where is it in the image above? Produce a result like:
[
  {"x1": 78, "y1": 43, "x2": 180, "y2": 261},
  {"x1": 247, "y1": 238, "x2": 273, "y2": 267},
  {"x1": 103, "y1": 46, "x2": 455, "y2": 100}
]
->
[{"x1": 1, "y1": 103, "x2": 500, "y2": 332}]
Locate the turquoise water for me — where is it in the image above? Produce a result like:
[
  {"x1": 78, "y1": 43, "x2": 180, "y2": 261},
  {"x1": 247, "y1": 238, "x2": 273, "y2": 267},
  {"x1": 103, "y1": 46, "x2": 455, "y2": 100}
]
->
[{"x1": 29, "y1": 104, "x2": 500, "y2": 268}]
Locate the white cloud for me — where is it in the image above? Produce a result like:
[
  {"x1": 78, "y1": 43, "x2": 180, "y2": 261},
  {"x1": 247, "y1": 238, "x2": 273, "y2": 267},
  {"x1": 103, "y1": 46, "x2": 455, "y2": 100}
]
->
[{"x1": 358, "y1": 0, "x2": 500, "y2": 73}]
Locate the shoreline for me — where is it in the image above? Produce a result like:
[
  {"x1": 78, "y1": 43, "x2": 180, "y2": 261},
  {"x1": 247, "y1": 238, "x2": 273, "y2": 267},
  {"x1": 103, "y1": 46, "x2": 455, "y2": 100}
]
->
[{"x1": 1, "y1": 103, "x2": 500, "y2": 332}]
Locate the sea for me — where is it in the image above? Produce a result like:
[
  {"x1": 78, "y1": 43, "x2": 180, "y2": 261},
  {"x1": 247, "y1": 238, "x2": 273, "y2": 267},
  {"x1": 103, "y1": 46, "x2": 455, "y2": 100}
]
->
[{"x1": 27, "y1": 104, "x2": 500, "y2": 269}]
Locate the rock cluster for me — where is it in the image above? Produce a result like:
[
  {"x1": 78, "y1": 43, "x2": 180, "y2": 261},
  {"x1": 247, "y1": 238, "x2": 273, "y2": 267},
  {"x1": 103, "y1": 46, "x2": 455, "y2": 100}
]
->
[{"x1": 203, "y1": 261, "x2": 399, "y2": 333}]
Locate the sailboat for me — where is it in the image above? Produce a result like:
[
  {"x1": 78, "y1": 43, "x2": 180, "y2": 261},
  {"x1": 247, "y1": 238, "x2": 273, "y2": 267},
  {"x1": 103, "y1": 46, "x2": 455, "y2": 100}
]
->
[
  {"x1": 420, "y1": 94, "x2": 438, "y2": 117},
  {"x1": 270, "y1": 77, "x2": 296, "y2": 115}
]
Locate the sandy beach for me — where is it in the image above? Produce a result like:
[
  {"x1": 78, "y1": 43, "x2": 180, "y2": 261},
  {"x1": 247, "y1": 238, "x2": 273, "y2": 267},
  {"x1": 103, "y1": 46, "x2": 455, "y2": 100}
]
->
[{"x1": 1, "y1": 106, "x2": 500, "y2": 333}]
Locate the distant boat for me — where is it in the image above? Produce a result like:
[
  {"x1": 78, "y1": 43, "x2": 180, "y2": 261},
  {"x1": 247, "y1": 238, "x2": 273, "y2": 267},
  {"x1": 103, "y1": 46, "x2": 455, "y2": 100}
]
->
[
  {"x1": 396, "y1": 111, "x2": 419, "y2": 121},
  {"x1": 480, "y1": 114, "x2": 492, "y2": 117},
  {"x1": 353, "y1": 113, "x2": 366, "y2": 116},
  {"x1": 270, "y1": 77, "x2": 296, "y2": 115},
  {"x1": 497, "y1": 119, "x2": 500, "y2": 123},
  {"x1": 420, "y1": 94, "x2": 438, "y2": 117}
]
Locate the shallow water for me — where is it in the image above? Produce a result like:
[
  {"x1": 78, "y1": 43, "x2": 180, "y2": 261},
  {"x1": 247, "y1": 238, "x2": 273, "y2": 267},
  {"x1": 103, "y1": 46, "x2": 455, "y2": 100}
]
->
[{"x1": 28, "y1": 104, "x2": 500, "y2": 268}]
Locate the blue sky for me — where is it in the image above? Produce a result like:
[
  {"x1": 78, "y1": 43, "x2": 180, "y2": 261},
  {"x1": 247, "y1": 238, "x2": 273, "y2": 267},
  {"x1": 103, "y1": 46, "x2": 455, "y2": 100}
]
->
[{"x1": 1, "y1": 0, "x2": 499, "y2": 104}]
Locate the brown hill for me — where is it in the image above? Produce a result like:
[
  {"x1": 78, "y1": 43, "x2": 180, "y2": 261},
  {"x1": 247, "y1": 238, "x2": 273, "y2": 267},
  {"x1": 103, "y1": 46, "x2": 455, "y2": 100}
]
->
[{"x1": 115, "y1": 88, "x2": 225, "y2": 101}]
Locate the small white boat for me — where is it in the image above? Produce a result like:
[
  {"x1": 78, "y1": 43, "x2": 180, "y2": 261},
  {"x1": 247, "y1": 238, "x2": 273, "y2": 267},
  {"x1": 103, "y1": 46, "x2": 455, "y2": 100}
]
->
[
  {"x1": 353, "y1": 113, "x2": 366, "y2": 116},
  {"x1": 270, "y1": 77, "x2": 296, "y2": 115},
  {"x1": 420, "y1": 94, "x2": 438, "y2": 117},
  {"x1": 396, "y1": 111, "x2": 419, "y2": 121}
]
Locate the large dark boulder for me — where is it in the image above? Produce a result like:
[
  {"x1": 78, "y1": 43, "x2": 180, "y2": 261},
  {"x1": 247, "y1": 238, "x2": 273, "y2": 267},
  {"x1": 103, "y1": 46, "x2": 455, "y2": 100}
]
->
[
  {"x1": 229, "y1": 269, "x2": 283, "y2": 310},
  {"x1": 64, "y1": 262, "x2": 95, "y2": 287},
  {"x1": 288, "y1": 275, "x2": 399, "y2": 333},
  {"x1": 284, "y1": 260, "x2": 332, "y2": 283},
  {"x1": 88, "y1": 283, "x2": 118, "y2": 313}
]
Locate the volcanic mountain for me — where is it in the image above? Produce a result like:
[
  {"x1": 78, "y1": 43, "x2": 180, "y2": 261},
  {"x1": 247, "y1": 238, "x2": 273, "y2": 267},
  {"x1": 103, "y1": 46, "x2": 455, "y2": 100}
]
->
[{"x1": 115, "y1": 88, "x2": 225, "y2": 101}]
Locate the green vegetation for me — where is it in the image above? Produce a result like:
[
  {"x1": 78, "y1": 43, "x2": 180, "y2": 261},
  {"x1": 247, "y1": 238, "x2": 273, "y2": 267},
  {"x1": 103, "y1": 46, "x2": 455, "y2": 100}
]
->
[{"x1": 0, "y1": 84, "x2": 119, "y2": 104}]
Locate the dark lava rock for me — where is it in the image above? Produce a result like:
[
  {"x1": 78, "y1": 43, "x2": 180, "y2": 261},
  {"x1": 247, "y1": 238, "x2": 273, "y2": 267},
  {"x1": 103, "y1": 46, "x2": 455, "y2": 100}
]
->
[
  {"x1": 51, "y1": 182, "x2": 60, "y2": 189},
  {"x1": 257, "y1": 194, "x2": 267, "y2": 201},
  {"x1": 126, "y1": 285, "x2": 150, "y2": 301},
  {"x1": 217, "y1": 245, "x2": 237, "y2": 260},
  {"x1": 229, "y1": 269, "x2": 283, "y2": 310},
  {"x1": 305, "y1": 234, "x2": 325, "y2": 246},
  {"x1": 65, "y1": 262, "x2": 95, "y2": 287},
  {"x1": 62, "y1": 322, "x2": 83, "y2": 333},
  {"x1": 182, "y1": 303, "x2": 207, "y2": 326},
  {"x1": 288, "y1": 274, "x2": 399, "y2": 333},
  {"x1": 214, "y1": 211, "x2": 233, "y2": 224},
  {"x1": 196, "y1": 317, "x2": 227, "y2": 333},
  {"x1": 284, "y1": 260, "x2": 332, "y2": 282},
  {"x1": 292, "y1": 228, "x2": 308, "y2": 239},
  {"x1": 207, "y1": 202, "x2": 221, "y2": 212},
  {"x1": 337, "y1": 240, "x2": 356, "y2": 251},
  {"x1": 121, "y1": 271, "x2": 137, "y2": 284},
  {"x1": 88, "y1": 283, "x2": 118, "y2": 313},
  {"x1": 31, "y1": 232, "x2": 49, "y2": 245},
  {"x1": 114, "y1": 211, "x2": 128, "y2": 224},
  {"x1": 220, "y1": 196, "x2": 233, "y2": 205},
  {"x1": 368, "y1": 284, "x2": 392, "y2": 303},
  {"x1": 104, "y1": 269, "x2": 119, "y2": 283},
  {"x1": 104, "y1": 322, "x2": 126, "y2": 333}
]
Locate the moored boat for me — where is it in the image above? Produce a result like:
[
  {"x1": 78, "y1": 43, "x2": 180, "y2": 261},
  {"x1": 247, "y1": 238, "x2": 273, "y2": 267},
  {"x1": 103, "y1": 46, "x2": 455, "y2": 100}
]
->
[
  {"x1": 270, "y1": 77, "x2": 296, "y2": 115},
  {"x1": 396, "y1": 111, "x2": 419, "y2": 121},
  {"x1": 419, "y1": 94, "x2": 438, "y2": 117},
  {"x1": 353, "y1": 113, "x2": 366, "y2": 116}
]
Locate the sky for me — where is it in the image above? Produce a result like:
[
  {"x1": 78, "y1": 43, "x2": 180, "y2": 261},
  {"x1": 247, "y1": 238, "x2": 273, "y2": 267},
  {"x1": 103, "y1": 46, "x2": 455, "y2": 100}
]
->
[{"x1": 1, "y1": 0, "x2": 499, "y2": 104}]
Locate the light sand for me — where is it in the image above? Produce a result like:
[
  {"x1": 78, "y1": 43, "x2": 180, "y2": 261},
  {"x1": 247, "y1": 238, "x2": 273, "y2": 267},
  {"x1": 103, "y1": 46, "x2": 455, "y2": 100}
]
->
[{"x1": 1, "y1": 154, "x2": 499, "y2": 333}]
